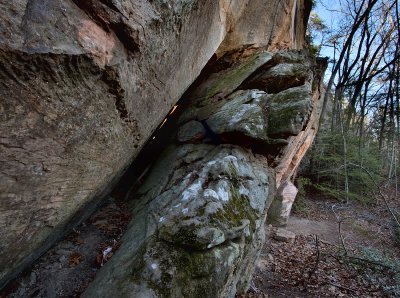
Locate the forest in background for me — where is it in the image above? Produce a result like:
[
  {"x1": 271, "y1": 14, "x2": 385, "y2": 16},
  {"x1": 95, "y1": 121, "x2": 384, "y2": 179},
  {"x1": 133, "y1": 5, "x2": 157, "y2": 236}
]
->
[{"x1": 299, "y1": 0, "x2": 399, "y2": 218}]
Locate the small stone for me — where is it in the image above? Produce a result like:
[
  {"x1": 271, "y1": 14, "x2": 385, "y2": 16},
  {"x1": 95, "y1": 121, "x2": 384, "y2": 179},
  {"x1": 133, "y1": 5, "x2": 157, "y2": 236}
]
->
[
  {"x1": 273, "y1": 228, "x2": 295, "y2": 243},
  {"x1": 17, "y1": 287, "x2": 26, "y2": 296},
  {"x1": 256, "y1": 259, "x2": 269, "y2": 270},
  {"x1": 55, "y1": 249, "x2": 70, "y2": 256},
  {"x1": 30, "y1": 272, "x2": 37, "y2": 285},
  {"x1": 329, "y1": 285, "x2": 337, "y2": 293}
]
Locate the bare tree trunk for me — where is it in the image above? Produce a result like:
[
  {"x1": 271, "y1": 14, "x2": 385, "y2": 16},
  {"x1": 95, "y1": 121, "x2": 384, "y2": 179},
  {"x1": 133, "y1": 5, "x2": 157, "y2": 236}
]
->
[
  {"x1": 320, "y1": 0, "x2": 379, "y2": 121},
  {"x1": 337, "y1": 99, "x2": 349, "y2": 203}
]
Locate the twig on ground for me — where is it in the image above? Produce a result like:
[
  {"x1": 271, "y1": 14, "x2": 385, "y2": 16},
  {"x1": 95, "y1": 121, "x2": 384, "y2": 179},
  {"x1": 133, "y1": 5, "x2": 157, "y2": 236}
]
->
[
  {"x1": 331, "y1": 204, "x2": 350, "y2": 254},
  {"x1": 329, "y1": 252, "x2": 397, "y2": 272},
  {"x1": 308, "y1": 235, "x2": 320, "y2": 280},
  {"x1": 250, "y1": 280, "x2": 259, "y2": 293},
  {"x1": 320, "y1": 239, "x2": 335, "y2": 246},
  {"x1": 326, "y1": 282, "x2": 357, "y2": 293},
  {"x1": 343, "y1": 255, "x2": 396, "y2": 271}
]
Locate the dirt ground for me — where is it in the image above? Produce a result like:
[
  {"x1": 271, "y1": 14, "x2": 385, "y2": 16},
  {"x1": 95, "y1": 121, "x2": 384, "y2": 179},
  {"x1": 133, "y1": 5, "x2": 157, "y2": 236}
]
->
[
  {"x1": 0, "y1": 197, "x2": 132, "y2": 298},
  {"x1": 2, "y1": 194, "x2": 399, "y2": 297},
  {"x1": 241, "y1": 195, "x2": 400, "y2": 298}
]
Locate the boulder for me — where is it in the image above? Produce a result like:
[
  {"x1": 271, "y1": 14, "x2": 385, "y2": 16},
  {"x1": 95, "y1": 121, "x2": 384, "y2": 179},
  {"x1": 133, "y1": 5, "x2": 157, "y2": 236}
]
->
[
  {"x1": 267, "y1": 181, "x2": 299, "y2": 227},
  {"x1": 267, "y1": 84, "x2": 314, "y2": 137},
  {"x1": 273, "y1": 228, "x2": 296, "y2": 244},
  {"x1": 84, "y1": 144, "x2": 273, "y2": 297},
  {"x1": 205, "y1": 90, "x2": 269, "y2": 142}
]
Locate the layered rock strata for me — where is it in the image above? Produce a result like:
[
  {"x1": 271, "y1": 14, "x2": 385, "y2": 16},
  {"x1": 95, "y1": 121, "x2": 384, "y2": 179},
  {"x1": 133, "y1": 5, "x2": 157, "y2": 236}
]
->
[
  {"x1": 83, "y1": 49, "x2": 326, "y2": 297},
  {"x1": 0, "y1": 0, "x2": 310, "y2": 287}
]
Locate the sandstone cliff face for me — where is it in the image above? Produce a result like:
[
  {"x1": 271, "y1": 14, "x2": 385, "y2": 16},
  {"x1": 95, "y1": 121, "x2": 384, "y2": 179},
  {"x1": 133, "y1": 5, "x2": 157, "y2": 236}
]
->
[
  {"x1": 83, "y1": 50, "x2": 326, "y2": 297},
  {"x1": 0, "y1": 0, "x2": 312, "y2": 290}
]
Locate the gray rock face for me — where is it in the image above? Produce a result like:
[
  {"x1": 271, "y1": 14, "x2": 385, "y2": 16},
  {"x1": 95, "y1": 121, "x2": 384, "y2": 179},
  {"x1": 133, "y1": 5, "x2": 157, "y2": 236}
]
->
[
  {"x1": 206, "y1": 90, "x2": 269, "y2": 142},
  {"x1": 83, "y1": 49, "x2": 326, "y2": 297},
  {"x1": 267, "y1": 181, "x2": 299, "y2": 226},
  {"x1": 267, "y1": 84, "x2": 314, "y2": 137},
  {"x1": 84, "y1": 144, "x2": 273, "y2": 297},
  {"x1": 0, "y1": 0, "x2": 312, "y2": 287},
  {"x1": 241, "y1": 60, "x2": 312, "y2": 94},
  {"x1": 177, "y1": 121, "x2": 206, "y2": 143}
]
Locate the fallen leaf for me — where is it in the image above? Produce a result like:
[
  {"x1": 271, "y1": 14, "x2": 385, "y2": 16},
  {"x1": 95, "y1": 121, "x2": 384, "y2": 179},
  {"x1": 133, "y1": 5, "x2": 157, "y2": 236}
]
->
[{"x1": 69, "y1": 252, "x2": 82, "y2": 267}]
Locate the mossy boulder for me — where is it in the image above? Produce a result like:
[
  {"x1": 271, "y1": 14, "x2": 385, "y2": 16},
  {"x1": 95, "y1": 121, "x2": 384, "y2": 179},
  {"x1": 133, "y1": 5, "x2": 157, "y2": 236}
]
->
[
  {"x1": 267, "y1": 84, "x2": 313, "y2": 137},
  {"x1": 83, "y1": 144, "x2": 274, "y2": 297},
  {"x1": 240, "y1": 59, "x2": 312, "y2": 94},
  {"x1": 178, "y1": 52, "x2": 273, "y2": 124},
  {"x1": 205, "y1": 90, "x2": 269, "y2": 142}
]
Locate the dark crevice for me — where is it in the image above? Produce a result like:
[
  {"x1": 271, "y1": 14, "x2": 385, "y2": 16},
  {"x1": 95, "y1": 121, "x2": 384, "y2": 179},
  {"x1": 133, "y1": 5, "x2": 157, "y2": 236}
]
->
[
  {"x1": 97, "y1": 0, "x2": 121, "y2": 14},
  {"x1": 211, "y1": 45, "x2": 265, "y2": 74},
  {"x1": 109, "y1": 22, "x2": 140, "y2": 53},
  {"x1": 101, "y1": 67, "x2": 129, "y2": 121},
  {"x1": 71, "y1": 0, "x2": 139, "y2": 54},
  {"x1": 71, "y1": 0, "x2": 114, "y2": 31},
  {"x1": 109, "y1": 102, "x2": 181, "y2": 200},
  {"x1": 115, "y1": 96, "x2": 128, "y2": 120},
  {"x1": 194, "y1": 118, "x2": 288, "y2": 164},
  {"x1": 218, "y1": 132, "x2": 287, "y2": 160},
  {"x1": 182, "y1": 54, "x2": 219, "y2": 95},
  {"x1": 240, "y1": 75, "x2": 307, "y2": 94},
  {"x1": 199, "y1": 120, "x2": 222, "y2": 145},
  {"x1": 110, "y1": 53, "x2": 218, "y2": 201}
]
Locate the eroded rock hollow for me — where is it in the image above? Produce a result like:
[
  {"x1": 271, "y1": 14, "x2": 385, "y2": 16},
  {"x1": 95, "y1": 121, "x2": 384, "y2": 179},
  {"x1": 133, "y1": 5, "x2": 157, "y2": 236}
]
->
[{"x1": 0, "y1": 0, "x2": 326, "y2": 295}]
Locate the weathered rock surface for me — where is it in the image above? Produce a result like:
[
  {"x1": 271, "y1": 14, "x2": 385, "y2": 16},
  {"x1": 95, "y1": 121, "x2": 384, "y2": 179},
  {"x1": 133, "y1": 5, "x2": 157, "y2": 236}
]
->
[
  {"x1": 0, "y1": 0, "x2": 311, "y2": 287},
  {"x1": 83, "y1": 49, "x2": 326, "y2": 297},
  {"x1": 267, "y1": 181, "x2": 299, "y2": 227},
  {"x1": 84, "y1": 144, "x2": 273, "y2": 297},
  {"x1": 274, "y1": 57, "x2": 328, "y2": 186}
]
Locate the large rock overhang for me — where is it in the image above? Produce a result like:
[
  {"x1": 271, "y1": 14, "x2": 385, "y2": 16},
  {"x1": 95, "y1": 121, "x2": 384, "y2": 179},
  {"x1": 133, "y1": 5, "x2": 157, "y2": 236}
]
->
[{"x1": 0, "y1": 0, "x2": 312, "y2": 289}]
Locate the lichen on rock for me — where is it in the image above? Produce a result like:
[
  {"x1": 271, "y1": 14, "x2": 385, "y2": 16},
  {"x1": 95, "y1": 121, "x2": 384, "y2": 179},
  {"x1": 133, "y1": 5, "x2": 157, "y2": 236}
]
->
[{"x1": 83, "y1": 144, "x2": 273, "y2": 297}]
